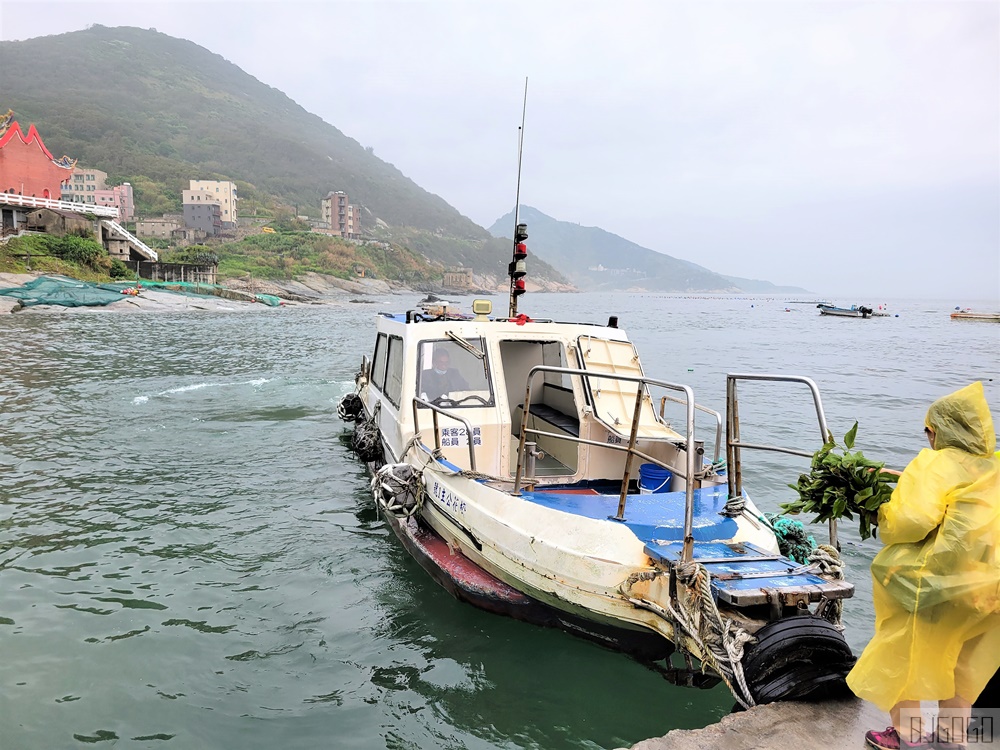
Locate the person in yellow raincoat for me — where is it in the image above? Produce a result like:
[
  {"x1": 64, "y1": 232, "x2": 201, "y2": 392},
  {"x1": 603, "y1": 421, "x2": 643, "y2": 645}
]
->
[{"x1": 848, "y1": 382, "x2": 1000, "y2": 750}]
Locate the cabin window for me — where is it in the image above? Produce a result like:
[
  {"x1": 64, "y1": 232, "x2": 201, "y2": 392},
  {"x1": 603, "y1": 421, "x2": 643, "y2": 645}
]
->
[
  {"x1": 370, "y1": 333, "x2": 388, "y2": 392},
  {"x1": 416, "y1": 338, "x2": 493, "y2": 407},
  {"x1": 384, "y1": 335, "x2": 404, "y2": 407}
]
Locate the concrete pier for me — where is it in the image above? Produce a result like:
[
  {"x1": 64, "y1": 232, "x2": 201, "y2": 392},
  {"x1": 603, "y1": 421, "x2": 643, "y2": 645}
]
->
[{"x1": 624, "y1": 698, "x2": 889, "y2": 750}]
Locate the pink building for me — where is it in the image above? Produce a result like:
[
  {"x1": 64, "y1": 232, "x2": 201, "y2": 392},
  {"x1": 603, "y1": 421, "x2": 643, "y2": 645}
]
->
[{"x1": 93, "y1": 182, "x2": 135, "y2": 222}]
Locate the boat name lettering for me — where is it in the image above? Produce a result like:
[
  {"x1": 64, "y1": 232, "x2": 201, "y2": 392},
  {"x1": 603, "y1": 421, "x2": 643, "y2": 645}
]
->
[
  {"x1": 430, "y1": 480, "x2": 467, "y2": 513},
  {"x1": 439, "y1": 426, "x2": 482, "y2": 447},
  {"x1": 606, "y1": 433, "x2": 623, "y2": 445}
]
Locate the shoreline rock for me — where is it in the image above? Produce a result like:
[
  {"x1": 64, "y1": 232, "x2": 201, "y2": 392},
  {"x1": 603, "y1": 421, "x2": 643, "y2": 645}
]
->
[{"x1": 0, "y1": 271, "x2": 411, "y2": 314}]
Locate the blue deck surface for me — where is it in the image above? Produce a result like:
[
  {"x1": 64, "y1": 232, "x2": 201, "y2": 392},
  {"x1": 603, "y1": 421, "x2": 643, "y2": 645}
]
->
[
  {"x1": 644, "y1": 540, "x2": 775, "y2": 563},
  {"x1": 520, "y1": 485, "x2": 739, "y2": 543},
  {"x1": 643, "y1": 540, "x2": 832, "y2": 596}
]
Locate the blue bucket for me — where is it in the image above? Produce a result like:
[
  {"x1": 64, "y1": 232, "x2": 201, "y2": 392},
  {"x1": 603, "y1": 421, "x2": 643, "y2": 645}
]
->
[{"x1": 639, "y1": 463, "x2": 673, "y2": 493}]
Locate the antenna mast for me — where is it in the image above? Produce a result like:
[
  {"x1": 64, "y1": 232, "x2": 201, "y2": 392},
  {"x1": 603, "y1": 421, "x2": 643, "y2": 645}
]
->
[{"x1": 508, "y1": 78, "x2": 529, "y2": 318}]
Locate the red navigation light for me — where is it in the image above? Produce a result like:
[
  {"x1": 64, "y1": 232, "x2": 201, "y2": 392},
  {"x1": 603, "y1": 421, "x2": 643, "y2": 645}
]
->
[
  {"x1": 514, "y1": 242, "x2": 528, "y2": 260},
  {"x1": 512, "y1": 278, "x2": 526, "y2": 296}
]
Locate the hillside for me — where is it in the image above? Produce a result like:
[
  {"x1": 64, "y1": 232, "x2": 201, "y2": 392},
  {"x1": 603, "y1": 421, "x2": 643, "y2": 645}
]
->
[
  {"x1": 0, "y1": 26, "x2": 812, "y2": 294},
  {"x1": 488, "y1": 207, "x2": 808, "y2": 294},
  {"x1": 0, "y1": 25, "x2": 565, "y2": 283}
]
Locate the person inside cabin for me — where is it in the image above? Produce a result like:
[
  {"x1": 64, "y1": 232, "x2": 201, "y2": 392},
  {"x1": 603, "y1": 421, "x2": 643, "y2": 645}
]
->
[
  {"x1": 848, "y1": 382, "x2": 1000, "y2": 750},
  {"x1": 420, "y1": 346, "x2": 468, "y2": 402}
]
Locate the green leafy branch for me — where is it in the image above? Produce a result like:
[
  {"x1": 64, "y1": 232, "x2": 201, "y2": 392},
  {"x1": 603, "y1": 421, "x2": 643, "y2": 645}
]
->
[{"x1": 780, "y1": 421, "x2": 898, "y2": 540}]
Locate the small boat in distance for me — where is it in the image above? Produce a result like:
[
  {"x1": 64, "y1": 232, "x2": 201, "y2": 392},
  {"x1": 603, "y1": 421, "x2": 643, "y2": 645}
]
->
[
  {"x1": 816, "y1": 303, "x2": 887, "y2": 318},
  {"x1": 950, "y1": 310, "x2": 1000, "y2": 322}
]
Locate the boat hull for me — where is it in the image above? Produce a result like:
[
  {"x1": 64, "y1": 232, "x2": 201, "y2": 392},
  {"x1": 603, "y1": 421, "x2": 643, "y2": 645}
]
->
[
  {"x1": 381, "y1": 508, "x2": 675, "y2": 660},
  {"x1": 951, "y1": 312, "x2": 1000, "y2": 321},
  {"x1": 819, "y1": 307, "x2": 869, "y2": 318}
]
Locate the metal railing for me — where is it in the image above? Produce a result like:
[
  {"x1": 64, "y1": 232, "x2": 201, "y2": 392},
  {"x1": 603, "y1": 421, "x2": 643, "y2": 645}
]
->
[
  {"x1": 411, "y1": 397, "x2": 478, "y2": 472},
  {"x1": 0, "y1": 193, "x2": 119, "y2": 218},
  {"x1": 102, "y1": 220, "x2": 158, "y2": 261},
  {"x1": 659, "y1": 394, "x2": 723, "y2": 464},
  {"x1": 724, "y1": 373, "x2": 838, "y2": 547},
  {"x1": 513, "y1": 365, "x2": 700, "y2": 562}
]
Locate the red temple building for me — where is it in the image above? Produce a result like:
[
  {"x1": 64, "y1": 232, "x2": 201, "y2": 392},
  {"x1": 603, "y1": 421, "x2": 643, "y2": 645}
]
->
[{"x1": 0, "y1": 110, "x2": 76, "y2": 199}]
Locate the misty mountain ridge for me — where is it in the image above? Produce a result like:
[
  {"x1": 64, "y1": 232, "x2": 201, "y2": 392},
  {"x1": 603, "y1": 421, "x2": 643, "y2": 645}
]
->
[
  {"x1": 2, "y1": 25, "x2": 803, "y2": 293},
  {"x1": 489, "y1": 207, "x2": 809, "y2": 294},
  {"x1": 0, "y1": 25, "x2": 566, "y2": 283}
]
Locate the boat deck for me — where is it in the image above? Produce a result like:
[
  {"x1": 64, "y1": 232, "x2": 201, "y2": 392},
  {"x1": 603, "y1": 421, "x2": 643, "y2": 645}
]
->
[
  {"x1": 519, "y1": 485, "x2": 853, "y2": 606},
  {"x1": 521, "y1": 484, "x2": 739, "y2": 542},
  {"x1": 645, "y1": 541, "x2": 854, "y2": 606}
]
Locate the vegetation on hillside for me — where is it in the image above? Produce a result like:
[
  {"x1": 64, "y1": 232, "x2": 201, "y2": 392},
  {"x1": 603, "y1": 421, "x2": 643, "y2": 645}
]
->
[
  {"x1": 0, "y1": 233, "x2": 131, "y2": 281},
  {"x1": 1, "y1": 26, "x2": 486, "y2": 241},
  {"x1": 187, "y1": 232, "x2": 440, "y2": 283}
]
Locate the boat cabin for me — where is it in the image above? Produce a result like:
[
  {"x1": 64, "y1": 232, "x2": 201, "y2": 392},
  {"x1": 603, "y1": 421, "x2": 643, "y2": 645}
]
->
[{"x1": 360, "y1": 303, "x2": 714, "y2": 494}]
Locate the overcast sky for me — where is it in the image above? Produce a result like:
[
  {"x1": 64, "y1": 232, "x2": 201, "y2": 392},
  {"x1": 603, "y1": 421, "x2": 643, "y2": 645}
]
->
[{"x1": 1, "y1": 0, "x2": 997, "y2": 299}]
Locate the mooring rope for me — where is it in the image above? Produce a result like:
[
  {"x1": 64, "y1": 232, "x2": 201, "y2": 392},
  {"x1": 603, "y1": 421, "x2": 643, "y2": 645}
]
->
[
  {"x1": 720, "y1": 495, "x2": 746, "y2": 517},
  {"x1": 764, "y1": 513, "x2": 818, "y2": 564},
  {"x1": 806, "y1": 543, "x2": 846, "y2": 629},
  {"x1": 619, "y1": 565, "x2": 757, "y2": 709}
]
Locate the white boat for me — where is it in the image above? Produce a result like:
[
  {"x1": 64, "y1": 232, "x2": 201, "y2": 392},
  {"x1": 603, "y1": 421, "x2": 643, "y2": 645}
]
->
[
  {"x1": 338, "y1": 230, "x2": 857, "y2": 707},
  {"x1": 816, "y1": 303, "x2": 885, "y2": 318}
]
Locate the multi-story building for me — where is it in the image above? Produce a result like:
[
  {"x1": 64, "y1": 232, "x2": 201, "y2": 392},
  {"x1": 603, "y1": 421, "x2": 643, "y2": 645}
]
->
[
  {"x1": 60, "y1": 167, "x2": 108, "y2": 205},
  {"x1": 136, "y1": 216, "x2": 184, "y2": 239},
  {"x1": 320, "y1": 191, "x2": 361, "y2": 239},
  {"x1": 443, "y1": 268, "x2": 474, "y2": 289},
  {"x1": 188, "y1": 180, "x2": 237, "y2": 228},
  {"x1": 182, "y1": 189, "x2": 222, "y2": 237},
  {"x1": 93, "y1": 182, "x2": 135, "y2": 222}
]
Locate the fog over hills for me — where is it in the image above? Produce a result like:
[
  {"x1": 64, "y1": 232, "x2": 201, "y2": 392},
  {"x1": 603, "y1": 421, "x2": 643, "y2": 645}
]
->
[
  {"x1": 4, "y1": 25, "x2": 805, "y2": 292},
  {"x1": 489, "y1": 207, "x2": 809, "y2": 294}
]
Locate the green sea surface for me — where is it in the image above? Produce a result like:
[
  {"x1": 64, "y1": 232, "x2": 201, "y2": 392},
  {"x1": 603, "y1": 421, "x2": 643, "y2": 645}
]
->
[{"x1": 1, "y1": 292, "x2": 997, "y2": 749}]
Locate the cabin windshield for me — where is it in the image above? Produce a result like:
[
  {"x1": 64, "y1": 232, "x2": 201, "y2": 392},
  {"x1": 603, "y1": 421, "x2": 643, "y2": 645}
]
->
[{"x1": 416, "y1": 338, "x2": 493, "y2": 407}]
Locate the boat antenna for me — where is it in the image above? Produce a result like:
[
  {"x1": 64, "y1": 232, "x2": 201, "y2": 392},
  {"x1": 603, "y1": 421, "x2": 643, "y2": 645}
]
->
[{"x1": 508, "y1": 77, "x2": 529, "y2": 319}]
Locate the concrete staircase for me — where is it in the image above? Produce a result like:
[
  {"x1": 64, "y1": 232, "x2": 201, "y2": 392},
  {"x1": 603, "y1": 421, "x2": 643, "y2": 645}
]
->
[{"x1": 102, "y1": 220, "x2": 158, "y2": 262}]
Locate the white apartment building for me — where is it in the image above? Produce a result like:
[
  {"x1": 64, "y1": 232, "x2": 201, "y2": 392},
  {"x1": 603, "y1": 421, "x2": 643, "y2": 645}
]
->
[
  {"x1": 61, "y1": 167, "x2": 108, "y2": 204},
  {"x1": 188, "y1": 180, "x2": 238, "y2": 228}
]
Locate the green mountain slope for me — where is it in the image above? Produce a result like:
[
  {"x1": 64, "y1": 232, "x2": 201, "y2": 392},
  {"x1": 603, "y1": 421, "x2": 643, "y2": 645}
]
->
[
  {"x1": 0, "y1": 25, "x2": 564, "y2": 282},
  {"x1": 0, "y1": 26, "x2": 471, "y2": 231}
]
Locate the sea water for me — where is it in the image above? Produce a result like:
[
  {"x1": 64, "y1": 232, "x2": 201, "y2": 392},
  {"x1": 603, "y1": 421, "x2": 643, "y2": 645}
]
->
[{"x1": 0, "y1": 292, "x2": 997, "y2": 750}]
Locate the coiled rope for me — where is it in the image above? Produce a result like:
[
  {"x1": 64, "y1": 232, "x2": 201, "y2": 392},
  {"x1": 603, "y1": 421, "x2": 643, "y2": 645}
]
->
[
  {"x1": 764, "y1": 513, "x2": 817, "y2": 564},
  {"x1": 806, "y1": 544, "x2": 845, "y2": 629},
  {"x1": 720, "y1": 495, "x2": 746, "y2": 517},
  {"x1": 619, "y1": 565, "x2": 757, "y2": 709}
]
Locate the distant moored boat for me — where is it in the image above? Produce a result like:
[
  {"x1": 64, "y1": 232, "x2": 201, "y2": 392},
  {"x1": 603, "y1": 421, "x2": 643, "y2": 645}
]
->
[{"x1": 950, "y1": 311, "x2": 1000, "y2": 322}]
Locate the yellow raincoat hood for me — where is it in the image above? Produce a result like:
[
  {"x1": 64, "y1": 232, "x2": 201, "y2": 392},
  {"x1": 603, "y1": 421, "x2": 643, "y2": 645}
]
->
[
  {"x1": 848, "y1": 382, "x2": 1000, "y2": 710},
  {"x1": 925, "y1": 381, "x2": 995, "y2": 456}
]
